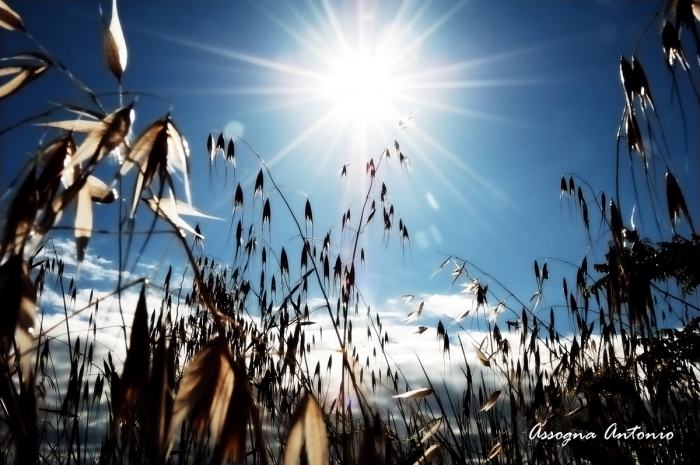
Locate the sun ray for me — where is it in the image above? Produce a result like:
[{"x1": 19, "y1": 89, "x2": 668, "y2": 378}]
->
[
  {"x1": 237, "y1": 94, "x2": 329, "y2": 117},
  {"x1": 158, "y1": 85, "x2": 325, "y2": 97},
  {"x1": 256, "y1": 3, "x2": 338, "y2": 64},
  {"x1": 410, "y1": 125, "x2": 508, "y2": 202},
  {"x1": 388, "y1": 134, "x2": 507, "y2": 240},
  {"x1": 131, "y1": 26, "x2": 327, "y2": 82},
  {"x1": 321, "y1": 0, "x2": 352, "y2": 56},
  {"x1": 398, "y1": 96, "x2": 536, "y2": 128},
  {"x1": 391, "y1": 1, "x2": 469, "y2": 66},
  {"x1": 403, "y1": 78, "x2": 560, "y2": 91},
  {"x1": 267, "y1": 109, "x2": 339, "y2": 168},
  {"x1": 381, "y1": 0, "x2": 432, "y2": 59},
  {"x1": 401, "y1": 42, "x2": 569, "y2": 81},
  {"x1": 377, "y1": 0, "x2": 414, "y2": 57}
]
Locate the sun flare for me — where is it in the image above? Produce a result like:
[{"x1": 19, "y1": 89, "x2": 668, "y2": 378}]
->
[
  {"x1": 322, "y1": 52, "x2": 399, "y2": 123},
  {"x1": 150, "y1": 0, "x2": 486, "y2": 200}
]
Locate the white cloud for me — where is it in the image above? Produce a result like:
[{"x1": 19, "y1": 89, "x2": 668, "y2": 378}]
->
[
  {"x1": 263, "y1": 294, "x2": 522, "y2": 422},
  {"x1": 42, "y1": 237, "x2": 138, "y2": 284},
  {"x1": 27, "y1": 242, "x2": 611, "y2": 454},
  {"x1": 32, "y1": 283, "x2": 161, "y2": 455},
  {"x1": 37, "y1": 283, "x2": 160, "y2": 370}
]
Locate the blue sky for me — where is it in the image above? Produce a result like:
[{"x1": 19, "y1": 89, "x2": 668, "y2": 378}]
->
[{"x1": 1, "y1": 0, "x2": 697, "y2": 334}]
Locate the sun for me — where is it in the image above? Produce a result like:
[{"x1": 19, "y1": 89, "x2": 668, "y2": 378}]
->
[
  {"x1": 146, "y1": 0, "x2": 496, "y2": 205},
  {"x1": 321, "y1": 51, "x2": 399, "y2": 124}
]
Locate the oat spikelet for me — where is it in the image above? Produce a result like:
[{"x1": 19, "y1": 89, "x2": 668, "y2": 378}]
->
[
  {"x1": 103, "y1": 0, "x2": 127, "y2": 81},
  {"x1": 419, "y1": 417, "x2": 442, "y2": 444},
  {"x1": 74, "y1": 174, "x2": 117, "y2": 262},
  {"x1": 412, "y1": 444, "x2": 441, "y2": 465},
  {"x1": 226, "y1": 138, "x2": 236, "y2": 165},
  {"x1": 169, "y1": 337, "x2": 234, "y2": 448},
  {"x1": 122, "y1": 116, "x2": 191, "y2": 218},
  {"x1": 662, "y1": 21, "x2": 688, "y2": 69},
  {"x1": 0, "y1": 255, "x2": 36, "y2": 384},
  {"x1": 398, "y1": 110, "x2": 418, "y2": 129},
  {"x1": 212, "y1": 357, "x2": 269, "y2": 465},
  {"x1": 207, "y1": 133, "x2": 215, "y2": 162},
  {"x1": 148, "y1": 329, "x2": 174, "y2": 463},
  {"x1": 112, "y1": 285, "x2": 150, "y2": 433},
  {"x1": 479, "y1": 390, "x2": 501, "y2": 412},
  {"x1": 263, "y1": 198, "x2": 271, "y2": 228},
  {"x1": 1, "y1": 169, "x2": 39, "y2": 259},
  {"x1": 144, "y1": 197, "x2": 219, "y2": 238},
  {"x1": 35, "y1": 119, "x2": 101, "y2": 133},
  {"x1": 0, "y1": 54, "x2": 50, "y2": 100},
  {"x1": 487, "y1": 443, "x2": 502, "y2": 460},
  {"x1": 64, "y1": 104, "x2": 133, "y2": 172},
  {"x1": 35, "y1": 134, "x2": 76, "y2": 207},
  {"x1": 284, "y1": 390, "x2": 328, "y2": 465},
  {"x1": 75, "y1": 180, "x2": 93, "y2": 262},
  {"x1": 665, "y1": 171, "x2": 695, "y2": 234},
  {"x1": 392, "y1": 387, "x2": 433, "y2": 399},
  {"x1": 475, "y1": 346, "x2": 491, "y2": 367},
  {"x1": 255, "y1": 168, "x2": 264, "y2": 197},
  {"x1": 0, "y1": 0, "x2": 24, "y2": 31}
]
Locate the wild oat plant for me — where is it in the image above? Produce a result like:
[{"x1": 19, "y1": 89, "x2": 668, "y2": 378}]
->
[{"x1": 1, "y1": 1, "x2": 700, "y2": 464}]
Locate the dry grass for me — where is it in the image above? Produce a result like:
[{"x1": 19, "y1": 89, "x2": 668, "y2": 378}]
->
[{"x1": 1, "y1": 1, "x2": 700, "y2": 464}]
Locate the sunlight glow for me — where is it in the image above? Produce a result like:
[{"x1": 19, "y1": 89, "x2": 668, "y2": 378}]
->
[
  {"x1": 141, "y1": 0, "x2": 515, "y2": 205},
  {"x1": 322, "y1": 52, "x2": 399, "y2": 123}
]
